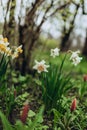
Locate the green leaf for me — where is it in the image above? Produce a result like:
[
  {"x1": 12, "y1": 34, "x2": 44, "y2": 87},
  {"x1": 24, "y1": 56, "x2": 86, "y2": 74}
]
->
[
  {"x1": 0, "y1": 111, "x2": 13, "y2": 130},
  {"x1": 29, "y1": 106, "x2": 45, "y2": 130},
  {"x1": 28, "y1": 110, "x2": 36, "y2": 117}
]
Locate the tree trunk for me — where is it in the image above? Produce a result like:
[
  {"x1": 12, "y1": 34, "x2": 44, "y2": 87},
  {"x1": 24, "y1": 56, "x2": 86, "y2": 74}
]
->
[
  {"x1": 3, "y1": 0, "x2": 16, "y2": 44},
  {"x1": 60, "y1": 4, "x2": 79, "y2": 51},
  {"x1": 15, "y1": 21, "x2": 40, "y2": 75},
  {"x1": 82, "y1": 29, "x2": 87, "y2": 57},
  {"x1": 16, "y1": 0, "x2": 44, "y2": 74}
]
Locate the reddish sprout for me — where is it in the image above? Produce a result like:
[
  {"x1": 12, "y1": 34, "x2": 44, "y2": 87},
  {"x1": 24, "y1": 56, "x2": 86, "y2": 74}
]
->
[
  {"x1": 20, "y1": 104, "x2": 29, "y2": 123},
  {"x1": 70, "y1": 98, "x2": 77, "y2": 112},
  {"x1": 83, "y1": 75, "x2": 87, "y2": 82}
]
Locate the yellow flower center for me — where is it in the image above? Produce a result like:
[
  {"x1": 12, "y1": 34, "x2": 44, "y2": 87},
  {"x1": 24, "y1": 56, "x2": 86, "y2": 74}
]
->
[
  {"x1": 13, "y1": 53, "x2": 19, "y2": 58},
  {"x1": 17, "y1": 48, "x2": 23, "y2": 53},
  {"x1": 3, "y1": 38, "x2": 8, "y2": 43},
  {"x1": 15, "y1": 54, "x2": 19, "y2": 58},
  {"x1": 6, "y1": 50, "x2": 12, "y2": 55},
  {"x1": 38, "y1": 65, "x2": 44, "y2": 71},
  {"x1": 0, "y1": 44, "x2": 7, "y2": 52}
]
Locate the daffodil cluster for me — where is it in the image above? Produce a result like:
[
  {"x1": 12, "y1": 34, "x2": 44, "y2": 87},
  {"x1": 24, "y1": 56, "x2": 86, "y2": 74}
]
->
[{"x1": 0, "y1": 35, "x2": 23, "y2": 59}]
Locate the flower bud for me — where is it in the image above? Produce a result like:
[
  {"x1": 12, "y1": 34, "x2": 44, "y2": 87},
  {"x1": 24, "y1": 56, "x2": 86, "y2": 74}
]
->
[
  {"x1": 20, "y1": 104, "x2": 29, "y2": 123},
  {"x1": 70, "y1": 98, "x2": 77, "y2": 112},
  {"x1": 83, "y1": 75, "x2": 87, "y2": 82}
]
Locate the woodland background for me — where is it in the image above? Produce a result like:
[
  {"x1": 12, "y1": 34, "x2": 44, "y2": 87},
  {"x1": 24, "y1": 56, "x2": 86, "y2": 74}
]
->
[{"x1": 0, "y1": 0, "x2": 87, "y2": 74}]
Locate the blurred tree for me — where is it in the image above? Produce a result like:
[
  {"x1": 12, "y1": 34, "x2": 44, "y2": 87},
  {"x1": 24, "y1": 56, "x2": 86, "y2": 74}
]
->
[
  {"x1": 2, "y1": 0, "x2": 75, "y2": 74},
  {"x1": 82, "y1": 0, "x2": 87, "y2": 15},
  {"x1": 60, "y1": 2, "x2": 80, "y2": 51},
  {"x1": 17, "y1": 0, "x2": 72, "y2": 74},
  {"x1": 82, "y1": 29, "x2": 87, "y2": 57},
  {"x1": 2, "y1": 0, "x2": 10, "y2": 36},
  {"x1": 82, "y1": 0, "x2": 87, "y2": 57},
  {"x1": 3, "y1": 0, "x2": 16, "y2": 44}
]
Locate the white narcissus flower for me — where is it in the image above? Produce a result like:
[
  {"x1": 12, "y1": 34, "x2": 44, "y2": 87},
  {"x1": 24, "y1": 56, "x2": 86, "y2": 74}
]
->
[
  {"x1": 12, "y1": 45, "x2": 23, "y2": 59},
  {"x1": 33, "y1": 60, "x2": 49, "y2": 73},
  {"x1": 16, "y1": 45, "x2": 23, "y2": 53},
  {"x1": 3, "y1": 38, "x2": 10, "y2": 46},
  {"x1": 70, "y1": 50, "x2": 80, "y2": 60},
  {"x1": 0, "y1": 36, "x2": 10, "y2": 55},
  {"x1": 72, "y1": 56, "x2": 82, "y2": 66},
  {"x1": 70, "y1": 50, "x2": 82, "y2": 66},
  {"x1": 50, "y1": 48, "x2": 60, "y2": 58},
  {"x1": 0, "y1": 35, "x2": 23, "y2": 58}
]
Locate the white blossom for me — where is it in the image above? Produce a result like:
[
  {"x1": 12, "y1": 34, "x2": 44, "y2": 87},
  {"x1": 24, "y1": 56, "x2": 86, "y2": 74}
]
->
[
  {"x1": 33, "y1": 60, "x2": 49, "y2": 73},
  {"x1": 12, "y1": 45, "x2": 23, "y2": 59},
  {"x1": 72, "y1": 56, "x2": 82, "y2": 66},
  {"x1": 70, "y1": 50, "x2": 80, "y2": 60},
  {"x1": 0, "y1": 36, "x2": 11, "y2": 55},
  {"x1": 50, "y1": 48, "x2": 60, "y2": 58},
  {"x1": 70, "y1": 50, "x2": 82, "y2": 66}
]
